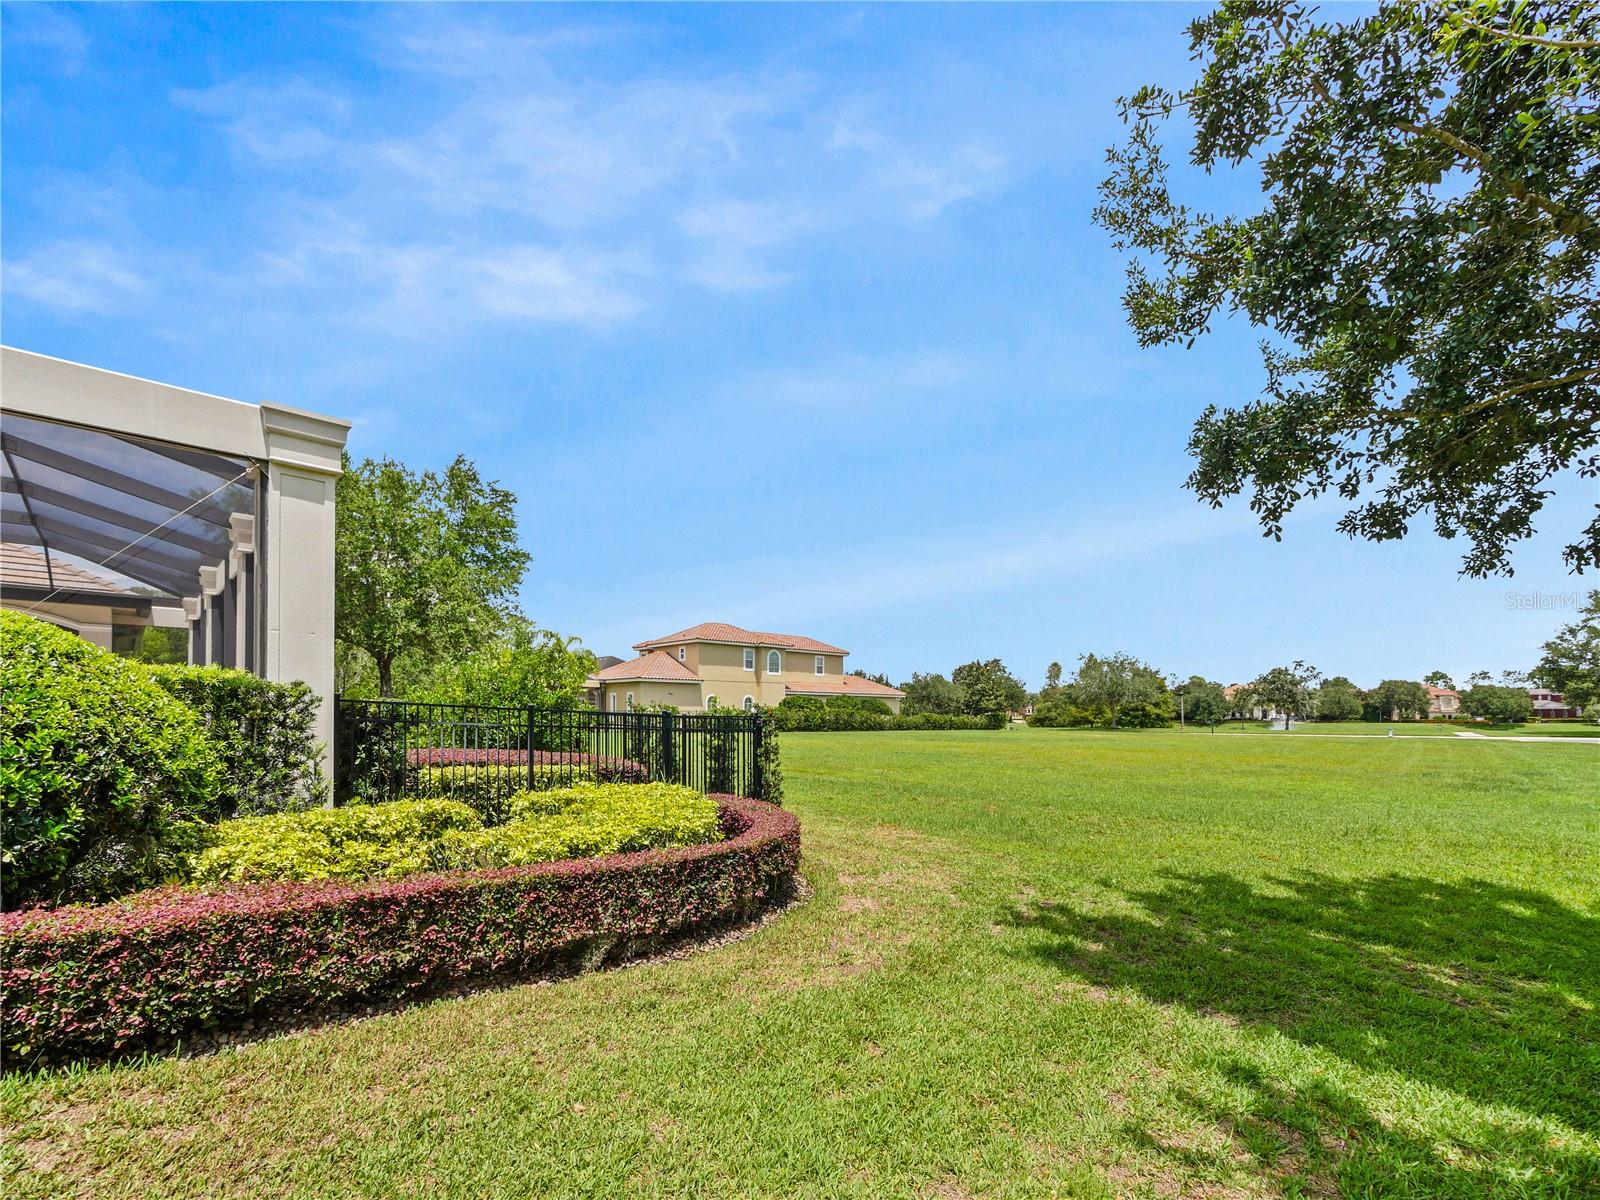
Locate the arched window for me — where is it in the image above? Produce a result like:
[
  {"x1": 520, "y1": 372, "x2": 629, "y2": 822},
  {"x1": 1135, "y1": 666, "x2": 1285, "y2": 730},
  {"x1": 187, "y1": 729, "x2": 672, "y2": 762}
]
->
[
  {"x1": 766, "y1": 649, "x2": 781, "y2": 673},
  {"x1": 706, "y1": 694, "x2": 718, "y2": 709},
  {"x1": 742, "y1": 696, "x2": 755, "y2": 712}
]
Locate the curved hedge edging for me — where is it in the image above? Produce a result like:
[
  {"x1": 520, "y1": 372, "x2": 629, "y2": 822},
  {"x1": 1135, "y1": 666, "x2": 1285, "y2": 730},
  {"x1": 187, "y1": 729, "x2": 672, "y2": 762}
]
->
[{"x1": 1, "y1": 797, "x2": 799, "y2": 1066}]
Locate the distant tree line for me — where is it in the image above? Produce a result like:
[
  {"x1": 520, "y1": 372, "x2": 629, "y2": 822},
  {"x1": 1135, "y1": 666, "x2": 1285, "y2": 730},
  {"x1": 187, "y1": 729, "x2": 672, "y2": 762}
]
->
[
  {"x1": 895, "y1": 659, "x2": 1029, "y2": 718},
  {"x1": 1004, "y1": 591, "x2": 1600, "y2": 731}
]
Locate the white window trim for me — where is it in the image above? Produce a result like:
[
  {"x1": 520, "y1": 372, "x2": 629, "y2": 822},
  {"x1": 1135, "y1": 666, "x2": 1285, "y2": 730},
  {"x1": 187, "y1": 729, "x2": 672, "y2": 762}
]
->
[
  {"x1": 626, "y1": 691, "x2": 635, "y2": 710},
  {"x1": 677, "y1": 646, "x2": 686, "y2": 663},
  {"x1": 608, "y1": 691, "x2": 618, "y2": 712},
  {"x1": 767, "y1": 649, "x2": 781, "y2": 674},
  {"x1": 706, "y1": 694, "x2": 718, "y2": 709},
  {"x1": 742, "y1": 695, "x2": 755, "y2": 712},
  {"x1": 814, "y1": 655, "x2": 825, "y2": 675},
  {"x1": 742, "y1": 647, "x2": 755, "y2": 671}
]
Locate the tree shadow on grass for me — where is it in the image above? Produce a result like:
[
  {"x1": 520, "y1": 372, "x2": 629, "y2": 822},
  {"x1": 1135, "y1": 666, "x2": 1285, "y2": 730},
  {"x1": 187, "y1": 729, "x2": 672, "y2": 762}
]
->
[
  {"x1": 1124, "y1": 1056, "x2": 1600, "y2": 1199},
  {"x1": 1009, "y1": 872, "x2": 1600, "y2": 1195}
]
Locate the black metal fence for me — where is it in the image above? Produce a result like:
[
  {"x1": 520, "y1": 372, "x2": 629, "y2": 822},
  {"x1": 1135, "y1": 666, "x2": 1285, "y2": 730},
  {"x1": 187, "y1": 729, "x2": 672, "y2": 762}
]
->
[{"x1": 334, "y1": 698, "x2": 775, "y2": 812}]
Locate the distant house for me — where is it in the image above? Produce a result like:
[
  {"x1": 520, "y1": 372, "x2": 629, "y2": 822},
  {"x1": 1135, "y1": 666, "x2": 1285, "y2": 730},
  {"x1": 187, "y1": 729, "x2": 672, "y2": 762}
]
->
[
  {"x1": 1223, "y1": 684, "x2": 1280, "y2": 721},
  {"x1": 582, "y1": 656, "x2": 625, "y2": 708},
  {"x1": 592, "y1": 622, "x2": 904, "y2": 714},
  {"x1": 1426, "y1": 685, "x2": 1461, "y2": 719},
  {"x1": 1528, "y1": 688, "x2": 1582, "y2": 718}
]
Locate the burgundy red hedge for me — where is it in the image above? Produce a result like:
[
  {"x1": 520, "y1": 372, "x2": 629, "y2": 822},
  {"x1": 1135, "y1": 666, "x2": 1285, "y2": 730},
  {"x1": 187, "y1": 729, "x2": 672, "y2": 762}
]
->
[{"x1": 2, "y1": 797, "x2": 799, "y2": 1065}]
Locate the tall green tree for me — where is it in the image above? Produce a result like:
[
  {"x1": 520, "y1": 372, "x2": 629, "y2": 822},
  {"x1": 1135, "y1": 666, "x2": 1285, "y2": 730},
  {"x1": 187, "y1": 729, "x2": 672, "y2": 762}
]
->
[
  {"x1": 1461, "y1": 683, "x2": 1533, "y2": 723},
  {"x1": 1369, "y1": 678, "x2": 1433, "y2": 720},
  {"x1": 1315, "y1": 679, "x2": 1365, "y2": 721},
  {"x1": 1069, "y1": 652, "x2": 1171, "y2": 728},
  {"x1": 899, "y1": 672, "x2": 965, "y2": 716},
  {"x1": 951, "y1": 659, "x2": 1028, "y2": 716},
  {"x1": 1174, "y1": 675, "x2": 1230, "y2": 726},
  {"x1": 1423, "y1": 670, "x2": 1456, "y2": 689},
  {"x1": 1250, "y1": 662, "x2": 1322, "y2": 727},
  {"x1": 415, "y1": 615, "x2": 594, "y2": 709},
  {"x1": 336, "y1": 454, "x2": 529, "y2": 696},
  {"x1": 1096, "y1": 0, "x2": 1600, "y2": 576},
  {"x1": 1533, "y1": 590, "x2": 1600, "y2": 711}
]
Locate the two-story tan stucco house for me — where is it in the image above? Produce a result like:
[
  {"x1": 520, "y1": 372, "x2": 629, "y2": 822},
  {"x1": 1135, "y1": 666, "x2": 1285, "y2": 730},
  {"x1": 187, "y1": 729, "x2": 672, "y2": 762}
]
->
[{"x1": 592, "y1": 622, "x2": 904, "y2": 713}]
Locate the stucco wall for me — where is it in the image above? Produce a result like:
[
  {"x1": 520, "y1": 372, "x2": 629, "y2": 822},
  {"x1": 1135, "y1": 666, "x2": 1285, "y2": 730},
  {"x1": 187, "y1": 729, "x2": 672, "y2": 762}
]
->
[{"x1": 601, "y1": 681, "x2": 705, "y2": 711}]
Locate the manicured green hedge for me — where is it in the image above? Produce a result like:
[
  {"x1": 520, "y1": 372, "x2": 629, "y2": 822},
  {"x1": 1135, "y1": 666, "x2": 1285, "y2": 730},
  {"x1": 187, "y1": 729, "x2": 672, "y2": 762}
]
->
[
  {"x1": 145, "y1": 665, "x2": 324, "y2": 817},
  {"x1": 189, "y1": 783, "x2": 721, "y2": 884},
  {"x1": 2, "y1": 796, "x2": 800, "y2": 1063},
  {"x1": 770, "y1": 702, "x2": 1004, "y2": 732},
  {"x1": 0, "y1": 611, "x2": 221, "y2": 908}
]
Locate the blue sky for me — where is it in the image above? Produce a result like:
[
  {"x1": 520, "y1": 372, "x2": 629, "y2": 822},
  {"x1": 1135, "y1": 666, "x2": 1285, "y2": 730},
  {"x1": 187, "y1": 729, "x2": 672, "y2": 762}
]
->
[{"x1": 4, "y1": 2, "x2": 1592, "y2": 688}]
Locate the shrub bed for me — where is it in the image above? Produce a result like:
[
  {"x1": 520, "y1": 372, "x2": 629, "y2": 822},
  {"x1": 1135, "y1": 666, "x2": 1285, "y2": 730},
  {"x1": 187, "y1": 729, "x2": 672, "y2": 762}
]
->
[
  {"x1": 433, "y1": 784, "x2": 722, "y2": 871},
  {"x1": 401, "y1": 750, "x2": 652, "y2": 820},
  {"x1": 406, "y1": 747, "x2": 650, "y2": 781},
  {"x1": 771, "y1": 707, "x2": 1004, "y2": 732},
  {"x1": 1, "y1": 611, "x2": 221, "y2": 909},
  {"x1": 189, "y1": 798, "x2": 485, "y2": 883},
  {"x1": 409, "y1": 763, "x2": 599, "y2": 822},
  {"x1": 189, "y1": 784, "x2": 722, "y2": 883},
  {"x1": 145, "y1": 665, "x2": 324, "y2": 817},
  {"x1": 1, "y1": 796, "x2": 799, "y2": 1064}
]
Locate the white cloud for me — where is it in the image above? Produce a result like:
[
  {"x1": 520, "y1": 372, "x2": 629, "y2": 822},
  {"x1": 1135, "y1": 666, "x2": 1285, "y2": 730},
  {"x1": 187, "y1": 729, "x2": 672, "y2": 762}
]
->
[
  {"x1": 583, "y1": 503, "x2": 1256, "y2": 652},
  {"x1": 3, "y1": 241, "x2": 149, "y2": 315},
  {"x1": 755, "y1": 350, "x2": 969, "y2": 410},
  {"x1": 678, "y1": 200, "x2": 816, "y2": 291},
  {"x1": 3, "y1": 6, "x2": 89, "y2": 77},
  {"x1": 172, "y1": 79, "x2": 351, "y2": 162},
  {"x1": 251, "y1": 207, "x2": 645, "y2": 328},
  {"x1": 878, "y1": 143, "x2": 1007, "y2": 219},
  {"x1": 471, "y1": 246, "x2": 645, "y2": 323},
  {"x1": 6, "y1": 9, "x2": 1040, "y2": 336}
]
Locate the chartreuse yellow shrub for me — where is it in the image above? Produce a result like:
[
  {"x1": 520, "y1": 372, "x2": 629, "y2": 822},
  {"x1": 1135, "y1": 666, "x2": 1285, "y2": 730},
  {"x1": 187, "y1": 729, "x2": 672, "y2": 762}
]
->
[
  {"x1": 190, "y1": 799, "x2": 483, "y2": 883},
  {"x1": 433, "y1": 782, "x2": 722, "y2": 870},
  {"x1": 189, "y1": 784, "x2": 722, "y2": 884},
  {"x1": 410, "y1": 764, "x2": 600, "y2": 823}
]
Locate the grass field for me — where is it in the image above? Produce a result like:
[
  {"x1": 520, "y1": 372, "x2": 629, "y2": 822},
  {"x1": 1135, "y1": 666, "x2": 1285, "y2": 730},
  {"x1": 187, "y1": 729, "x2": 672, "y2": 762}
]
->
[
  {"x1": 1204, "y1": 719, "x2": 1600, "y2": 738},
  {"x1": 4, "y1": 729, "x2": 1597, "y2": 1199}
]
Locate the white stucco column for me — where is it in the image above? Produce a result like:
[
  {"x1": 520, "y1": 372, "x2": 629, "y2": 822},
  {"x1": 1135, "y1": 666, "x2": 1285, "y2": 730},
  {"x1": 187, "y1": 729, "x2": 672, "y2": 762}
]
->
[
  {"x1": 197, "y1": 564, "x2": 225, "y2": 666},
  {"x1": 258, "y1": 402, "x2": 350, "y2": 787},
  {"x1": 227, "y1": 513, "x2": 255, "y2": 671},
  {"x1": 182, "y1": 596, "x2": 202, "y2": 664}
]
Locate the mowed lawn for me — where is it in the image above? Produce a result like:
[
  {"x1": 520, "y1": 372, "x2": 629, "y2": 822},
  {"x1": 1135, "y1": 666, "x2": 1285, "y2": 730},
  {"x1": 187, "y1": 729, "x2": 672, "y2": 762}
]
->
[
  {"x1": 1210, "y1": 720, "x2": 1600, "y2": 738},
  {"x1": 4, "y1": 730, "x2": 1597, "y2": 1199}
]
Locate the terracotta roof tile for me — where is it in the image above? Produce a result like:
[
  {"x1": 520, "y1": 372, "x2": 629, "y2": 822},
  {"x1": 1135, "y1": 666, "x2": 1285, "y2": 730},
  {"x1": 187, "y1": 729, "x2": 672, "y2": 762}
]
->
[
  {"x1": 786, "y1": 675, "x2": 904, "y2": 699},
  {"x1": 593, "y1": 650, "x2": 701, "y2": 684},
  {"x1": 0, "y1": 542, "x2": 138, "y2": 597},
  {"x1": 634, "y1": 621, "x2": 848, "y2": 655}
]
